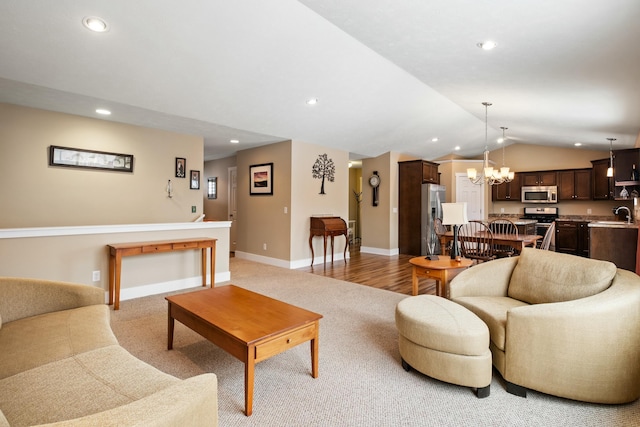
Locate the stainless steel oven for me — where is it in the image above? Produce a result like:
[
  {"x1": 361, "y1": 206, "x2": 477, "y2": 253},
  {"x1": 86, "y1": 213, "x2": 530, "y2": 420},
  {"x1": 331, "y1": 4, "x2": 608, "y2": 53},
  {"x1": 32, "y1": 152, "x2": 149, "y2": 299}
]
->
[{"x1": 520, "y1": 207, "x2": 558, "y2": 248}]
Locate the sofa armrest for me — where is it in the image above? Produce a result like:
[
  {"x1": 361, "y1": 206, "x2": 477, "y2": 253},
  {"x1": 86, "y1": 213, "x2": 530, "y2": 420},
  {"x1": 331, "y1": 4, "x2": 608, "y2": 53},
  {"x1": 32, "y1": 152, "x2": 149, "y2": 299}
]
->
[
  {"x1": 505, "y1": 269, "x2": 640, "y2": 403},
  {"x1": 449, "y1": 256, "x2": 518, "y2": 299},
  {"x1": 0, "y1": 277, "x2": 104, "y2": 324},
  {"x1": 38, "y1": 373, "x2": 218, "y2": 427}
]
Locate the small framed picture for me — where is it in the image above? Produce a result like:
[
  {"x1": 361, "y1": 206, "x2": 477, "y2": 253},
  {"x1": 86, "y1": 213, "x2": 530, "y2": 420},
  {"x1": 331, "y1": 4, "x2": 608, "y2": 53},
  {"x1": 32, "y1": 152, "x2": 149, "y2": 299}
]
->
[
  {"x1": 190, "y1": 170, "x2": 200, "y2": 189},
  {"x1": 250, "y1": 162, "x2": 273, "y2": 195},
  {"x1": 175, "y1": 157, "x2": 186, "y2": 178}
]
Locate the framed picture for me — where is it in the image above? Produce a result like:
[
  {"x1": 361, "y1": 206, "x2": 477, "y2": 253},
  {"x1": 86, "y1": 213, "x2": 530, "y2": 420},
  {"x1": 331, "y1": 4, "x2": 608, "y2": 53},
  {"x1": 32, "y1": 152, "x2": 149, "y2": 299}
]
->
[
  {"x1": 250, "y1": 162, "x2": 273, "y2": 195},
  {"x1": 207, "y1": 177, "x2": 217, "y2": 199},
  {"x1": 175, "y1": 157, "x2": 186, "y2": 178},
  {"x1": 190, "y1": 170, "x2": 200, "y2": 189},
  {"x1": 49, "y1": 145, "x2": 134, "y2": 173}
]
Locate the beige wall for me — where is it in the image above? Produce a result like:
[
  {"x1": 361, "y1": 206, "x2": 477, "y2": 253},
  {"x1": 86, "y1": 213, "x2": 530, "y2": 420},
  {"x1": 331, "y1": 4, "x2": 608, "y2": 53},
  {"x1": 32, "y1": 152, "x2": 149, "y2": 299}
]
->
[
  {"x1": 0, "y1": 103, "x2": 230, "y2": 299},
  {"x1": 292, "y1": 141, "x2": 349, "y2": 265},
  {"x1": 203, "y1": 155, "x2": 236, "y2": 221},
  {"x1": 0, "y1": 103, "x2": 204, "y2": 227},
  {"x1": 236, "y1": 140, "x2": 293, "y2": 262}
]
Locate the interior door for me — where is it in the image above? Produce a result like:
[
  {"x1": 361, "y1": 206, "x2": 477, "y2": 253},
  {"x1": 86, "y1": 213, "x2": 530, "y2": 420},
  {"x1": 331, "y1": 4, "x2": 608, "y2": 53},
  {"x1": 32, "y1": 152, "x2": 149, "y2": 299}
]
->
[
  {"x1": 228, "y1": 166, "x2": 237, "y2": 253},
  {"x1": 455, "y1": 173, "x2": 484, "y2": 220}
]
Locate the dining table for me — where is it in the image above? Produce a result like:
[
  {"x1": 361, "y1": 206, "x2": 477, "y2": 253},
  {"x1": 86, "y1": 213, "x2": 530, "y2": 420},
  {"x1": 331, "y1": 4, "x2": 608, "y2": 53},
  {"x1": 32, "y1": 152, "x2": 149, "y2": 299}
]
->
[{"x1": 439, "y1": 231, "x2": 542, "y2": 256}]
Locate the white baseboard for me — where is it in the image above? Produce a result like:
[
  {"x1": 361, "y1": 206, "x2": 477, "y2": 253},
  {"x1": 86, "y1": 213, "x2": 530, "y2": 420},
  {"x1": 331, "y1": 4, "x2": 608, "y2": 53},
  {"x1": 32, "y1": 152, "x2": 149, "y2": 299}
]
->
[
  {"x1": 360, "y1": 246, "x2": 400, "y2": 256},
  {"x1": 106, "y1": 271, "x2": 231, "y2": 303},
  {"x1": 235, "y1": 251, "x2": 349, "y2": 270}
]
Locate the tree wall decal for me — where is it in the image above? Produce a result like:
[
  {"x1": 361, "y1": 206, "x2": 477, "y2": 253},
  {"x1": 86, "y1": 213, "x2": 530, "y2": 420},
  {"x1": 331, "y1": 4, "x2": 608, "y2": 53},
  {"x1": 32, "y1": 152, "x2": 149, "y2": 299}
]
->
[{"x1": 311, "y1": 153, "x2": 335, "y2": 195}]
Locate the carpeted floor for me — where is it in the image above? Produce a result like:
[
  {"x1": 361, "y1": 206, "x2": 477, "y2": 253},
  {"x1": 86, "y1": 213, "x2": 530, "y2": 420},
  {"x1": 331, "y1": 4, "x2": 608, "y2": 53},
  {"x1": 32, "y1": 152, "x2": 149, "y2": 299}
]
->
[{"x1": 110, "y1": 258, "x2": 640, "y2": 426}]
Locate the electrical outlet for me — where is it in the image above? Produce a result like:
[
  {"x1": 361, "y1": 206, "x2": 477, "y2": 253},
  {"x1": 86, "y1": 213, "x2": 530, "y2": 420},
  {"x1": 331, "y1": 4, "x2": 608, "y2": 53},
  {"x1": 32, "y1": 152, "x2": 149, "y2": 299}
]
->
[
  {"x1": 587, "y1": 208, "x2": 592, "y2": 214},
  {"x1": 500, "y1": 208, "x2": 505, "y2": 213},
  {"x1": 191, "y1": 206, "x2": 196, "y2": 213},
  {"x1": 284, "y1": 206, "x2": 288, "y2": 214},
  {"x1": 92, "y1": 271, "x2": 100, "y2": 282},
  {"x1": 263, "y1": 243, "x2": 267, "y2": 250}
]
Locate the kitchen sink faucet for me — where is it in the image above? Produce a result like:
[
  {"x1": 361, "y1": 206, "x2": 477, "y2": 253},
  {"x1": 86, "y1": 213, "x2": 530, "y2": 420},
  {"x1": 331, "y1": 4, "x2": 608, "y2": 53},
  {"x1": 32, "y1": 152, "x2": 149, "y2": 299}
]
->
[{"x1": 614, "y1": 206, "x2": 632, "y2": 224}]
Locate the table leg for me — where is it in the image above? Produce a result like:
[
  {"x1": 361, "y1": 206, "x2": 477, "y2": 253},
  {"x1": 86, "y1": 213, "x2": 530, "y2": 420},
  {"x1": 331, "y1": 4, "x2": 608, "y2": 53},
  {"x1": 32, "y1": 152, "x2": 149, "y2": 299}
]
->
[
  {"x1": 310, "y1": 324, "x2": 320, "y2": 378},
  {"x1": 323, "y1": 235, "x2": 328, "y2": 267},
  {"x1": 167, "y1": 305, "x2": 174, "y2": 350},
  {"x1": 412, "y1": 266, "x2": 419, "y2": 296},
  {"x1": 114, "y1": 252, "x2": 122, "y2": 310},
  {"x1": 245, "y1": 347, "x2": 255, "y2": 416},
  {"x1": 309, "y1": 235, "x2": 315, "y2": 266},
  {"x1": 343, "y1": 233, "x2": 348, "y2": 262},
  {"x1": 210, "y1": 242, "x2": 216, "y2": 287},
  {"x1": 201, "y1": 248, "x2": 207, "y2": 287},
  {"x1": 108, "y1": 253, "x2": 115, "y2": 306},
  {"x1": 330, "y1": 235, "x2": 335, "y2": 263}
]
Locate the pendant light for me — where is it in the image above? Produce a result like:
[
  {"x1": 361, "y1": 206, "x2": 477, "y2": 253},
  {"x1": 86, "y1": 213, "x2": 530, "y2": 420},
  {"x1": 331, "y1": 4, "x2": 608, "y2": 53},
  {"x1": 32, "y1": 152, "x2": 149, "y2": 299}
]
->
[
  {"x1": 606, "y1": 138, "x2": 616, "y2": 178},
  {"x1": 467, "y1": 102, "x2": 514, "y2": 185}
]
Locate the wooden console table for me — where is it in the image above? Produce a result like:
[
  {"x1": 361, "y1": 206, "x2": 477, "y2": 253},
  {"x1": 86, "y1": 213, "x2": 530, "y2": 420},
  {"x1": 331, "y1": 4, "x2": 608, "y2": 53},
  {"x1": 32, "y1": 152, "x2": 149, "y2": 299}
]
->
[
  {"x1": 309, "y1": 216, "x2": 348, "y2": 266},
  {"x1": 107, "y1": 237, "x2": 216, "y2": 310}
]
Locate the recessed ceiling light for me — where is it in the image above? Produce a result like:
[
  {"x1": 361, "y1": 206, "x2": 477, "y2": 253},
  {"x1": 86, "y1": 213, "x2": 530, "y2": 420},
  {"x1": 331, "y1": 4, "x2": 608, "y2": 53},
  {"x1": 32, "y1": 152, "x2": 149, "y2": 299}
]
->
[
  {"x1": 306, "y1": 98, "x2": 318, "y2": 105},
  {"x1": 83, "y1": 16, "x2": 109, "y2": 33},
  {"x1": 477, "y1": 41, "x2": 497, "y2": 50},
  {"x1": 431, "y1": 137, "x2": 438, "y2": 142},
  {"x1": 230, "y1": 139, "x2": 239, "y2": 144},
  {"x1": 95, "y1": 108, "x2": 111, "y2": 115},
  {"x1": 574, "y1": 142, "x2": 582, "y2": 146},
  {"x1": 454, "y1": 146, "x2": 461, "y2": 151}
]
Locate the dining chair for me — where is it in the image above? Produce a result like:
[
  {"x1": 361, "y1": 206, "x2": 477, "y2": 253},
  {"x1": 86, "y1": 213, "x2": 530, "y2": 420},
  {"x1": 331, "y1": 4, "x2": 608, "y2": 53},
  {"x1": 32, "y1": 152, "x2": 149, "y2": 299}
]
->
[
  {"x1": 488, "y1": 218, "x2": 519, "y2": 257},
  {"x1": 458, "y1": 220, "x2": 496, "y2": 262},
  {"x1": 539, "y1": 222, "x2": 556, "y2": 250}
]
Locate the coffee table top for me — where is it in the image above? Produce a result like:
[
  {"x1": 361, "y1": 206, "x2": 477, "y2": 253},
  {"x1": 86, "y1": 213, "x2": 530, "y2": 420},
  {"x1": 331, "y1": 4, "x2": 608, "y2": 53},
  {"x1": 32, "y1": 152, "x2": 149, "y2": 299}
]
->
[
  {"x1": 166, "y1": 285, "x2": 322, "y2": 345},
  {"x1": 409, "y1": 255, "x2": 473, "y2": 270}
]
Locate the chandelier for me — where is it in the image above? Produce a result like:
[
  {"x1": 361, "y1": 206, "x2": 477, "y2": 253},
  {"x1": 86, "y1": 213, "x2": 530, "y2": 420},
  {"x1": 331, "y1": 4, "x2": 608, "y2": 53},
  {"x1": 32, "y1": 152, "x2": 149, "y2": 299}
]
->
[{"x1": 467, "y1": 102, "x2": 514, "y2": 185}]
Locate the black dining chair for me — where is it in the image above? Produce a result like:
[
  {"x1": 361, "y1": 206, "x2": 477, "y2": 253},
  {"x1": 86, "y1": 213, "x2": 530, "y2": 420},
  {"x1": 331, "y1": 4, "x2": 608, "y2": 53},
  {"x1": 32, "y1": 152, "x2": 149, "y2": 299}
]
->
[
  {"x1": 458, "y1": 220, "x2": 496, "y2": 263},
  {"x1": 488, "y1": 218, "x2": 519, "y2": 257}
]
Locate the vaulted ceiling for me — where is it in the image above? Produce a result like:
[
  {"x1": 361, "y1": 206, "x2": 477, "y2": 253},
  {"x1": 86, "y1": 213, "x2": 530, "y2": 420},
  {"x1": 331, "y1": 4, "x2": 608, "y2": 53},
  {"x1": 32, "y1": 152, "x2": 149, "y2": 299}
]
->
[{"x1": 1, "y1": 1, "x2": 638, "y2": 161}]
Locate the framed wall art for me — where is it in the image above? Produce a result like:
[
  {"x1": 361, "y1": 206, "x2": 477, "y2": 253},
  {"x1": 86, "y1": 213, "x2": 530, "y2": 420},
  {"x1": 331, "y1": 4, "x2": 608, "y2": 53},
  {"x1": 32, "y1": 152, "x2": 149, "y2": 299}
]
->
[
  {"x1": 190, "y1": 170, "x2": 200, "y2": 189},
  {"x1": 49, "y1": 145, "x2": 134, "y2": 172},
  {"x1": 249, "y1": 162, "x2": 273, "y2": 195},
  {"x1": 175, "y1": 157, "x2": 186, "y2": 178}
]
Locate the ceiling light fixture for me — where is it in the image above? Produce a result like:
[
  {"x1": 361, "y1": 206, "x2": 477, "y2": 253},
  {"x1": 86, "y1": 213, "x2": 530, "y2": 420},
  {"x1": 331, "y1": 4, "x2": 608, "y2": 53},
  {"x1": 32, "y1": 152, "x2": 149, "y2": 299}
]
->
[
  {"x1": 306, "y1": 98, "x2": 318, "y2": 105},
  {"x1": 82, "y1": 16, "x2": 109, "y2": 32},
  {"x1": 467, "y1": 103, "x2": 514, "y2": 186},
  {"x1": 95, "y1": 108, "x2": 111, "y2": 115},
  {"x1": 574, "y1": 142, "x2": 582, "y2": 146},
  {"x1": 477, "y1": 41, "x2": 497, "y2": 50},
  {"x1": 230, "y1": 139, "x2": 239, "y2": 144},
  {"x1": 607, "y1": 138, "x2": 616, "y2": 177},
  {"x1": 431, "y1": 137, "x2": 438, "y2": 142}
]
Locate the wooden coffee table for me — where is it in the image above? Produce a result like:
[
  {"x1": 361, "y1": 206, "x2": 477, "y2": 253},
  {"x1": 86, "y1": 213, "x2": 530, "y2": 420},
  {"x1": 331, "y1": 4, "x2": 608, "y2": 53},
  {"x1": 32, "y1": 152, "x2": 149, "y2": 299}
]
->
[
  {"x1": 409, "y1": 256, "x2": 473, "y2": 297},
  {"x1": 166, "y1": 285, "x2": 323, "y2": 416}
]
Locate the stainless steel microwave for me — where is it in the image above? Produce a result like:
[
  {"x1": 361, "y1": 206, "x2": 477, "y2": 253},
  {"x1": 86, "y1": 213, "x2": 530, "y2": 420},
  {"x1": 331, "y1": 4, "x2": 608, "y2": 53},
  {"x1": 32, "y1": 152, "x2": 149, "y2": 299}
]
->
[{"x1": 521, "y1": 186, "x2": 558, "y2": 204}]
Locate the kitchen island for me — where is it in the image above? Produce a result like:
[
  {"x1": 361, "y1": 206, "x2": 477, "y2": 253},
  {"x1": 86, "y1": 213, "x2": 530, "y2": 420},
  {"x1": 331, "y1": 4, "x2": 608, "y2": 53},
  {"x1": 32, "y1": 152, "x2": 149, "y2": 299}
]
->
[{"x1": 589, "y1": 221, "x2": 638, "y2": 272}]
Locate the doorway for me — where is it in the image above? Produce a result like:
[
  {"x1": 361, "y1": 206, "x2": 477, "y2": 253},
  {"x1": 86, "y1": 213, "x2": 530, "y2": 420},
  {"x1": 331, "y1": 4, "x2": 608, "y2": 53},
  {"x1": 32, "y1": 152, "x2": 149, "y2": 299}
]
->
[{"x1": 228, "y1": 166, "x2": 237, "y2": 253}]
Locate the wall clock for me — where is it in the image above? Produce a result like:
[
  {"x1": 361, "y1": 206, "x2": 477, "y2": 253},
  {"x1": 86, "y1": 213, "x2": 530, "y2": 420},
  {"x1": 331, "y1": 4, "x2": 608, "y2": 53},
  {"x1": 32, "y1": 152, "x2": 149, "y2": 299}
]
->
[{"x1": 369, "y1": 171, "x2": 380, "y2": 206}]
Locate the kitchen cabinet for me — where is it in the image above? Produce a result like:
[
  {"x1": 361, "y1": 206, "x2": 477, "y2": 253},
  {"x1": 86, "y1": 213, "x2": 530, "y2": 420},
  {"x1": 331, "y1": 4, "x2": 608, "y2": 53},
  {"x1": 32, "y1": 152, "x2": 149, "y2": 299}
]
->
[
  {"x1": 398, "y1": 160, "x2": 442, "y2": 255},
  {"x1": 612, "y1": 148, "x2": 640, "y2": 199},
  {"x1": 557, "y1": 169, "x2": 591, "y2": 200},
  {"x1": 589, "y1": 224, "x2": 637, "y2": 271},
  {"x1": 521, "y1": 171, "x2": 557, "y2": 186},
  {"x1": 491, "y1": 173, "x2": 521, "y2": 201},
  {"x1": 591, "y1": 158, "x2": 614, "y2": 200},
  {"x1": 555, "y1": 220, "x2": 589, "y2": 257}
]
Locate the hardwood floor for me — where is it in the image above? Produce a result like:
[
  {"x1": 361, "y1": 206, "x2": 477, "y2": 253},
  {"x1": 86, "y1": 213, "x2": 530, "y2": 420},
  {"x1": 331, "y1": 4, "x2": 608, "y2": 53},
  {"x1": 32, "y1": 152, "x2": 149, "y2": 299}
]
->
[{"x1": 296, "y1": 243, "x2": 440, "y2": 296}]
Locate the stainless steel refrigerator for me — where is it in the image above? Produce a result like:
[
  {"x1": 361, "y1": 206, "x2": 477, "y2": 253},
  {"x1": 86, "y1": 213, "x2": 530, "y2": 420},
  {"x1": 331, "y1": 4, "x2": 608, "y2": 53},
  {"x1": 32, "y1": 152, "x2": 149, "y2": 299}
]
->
[{"x1": 421, "y1": 184, "x2": 446, "y2": 256}]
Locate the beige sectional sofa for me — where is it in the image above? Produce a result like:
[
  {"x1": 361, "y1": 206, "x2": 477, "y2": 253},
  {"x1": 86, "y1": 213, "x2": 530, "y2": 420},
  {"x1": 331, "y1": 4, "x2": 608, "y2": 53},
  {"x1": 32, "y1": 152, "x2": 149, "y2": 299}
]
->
[
  {"x1": 449, "y1": 248, "x2": 640, "y2": 404},
  {"x1": 0, "y1": 277, "x2": 218, "y2": 426}
]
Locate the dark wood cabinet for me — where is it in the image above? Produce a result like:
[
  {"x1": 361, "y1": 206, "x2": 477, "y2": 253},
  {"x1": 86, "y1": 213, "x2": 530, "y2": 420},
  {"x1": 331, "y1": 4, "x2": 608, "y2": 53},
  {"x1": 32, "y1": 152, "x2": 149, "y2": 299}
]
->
[
  {"x1": 557, "y1": 169, "x2": 591, "y2": 200},
  {"x1": 521, "y1": 171, "x2": 557, "y2": 186},
  {"x1": 591, "y1": 158, "x2": 614, "y2": 200},
  {"x1": 555, "y1": 220, "x2": 589, "y2": 257},
  {"x1": 398, "y1": 160, "x2": 441, "y2": 255},
  {"x1": 612, "y1": 148, "x2": 640, "y2": 199},
  {"x1": 491, "y1": 173, "x2": 521, "y2": 201}
]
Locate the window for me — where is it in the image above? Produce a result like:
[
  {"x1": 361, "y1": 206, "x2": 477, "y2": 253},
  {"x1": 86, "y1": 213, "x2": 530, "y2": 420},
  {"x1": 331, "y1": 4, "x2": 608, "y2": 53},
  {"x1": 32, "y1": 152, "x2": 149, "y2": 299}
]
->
[{"x1": 207, "y1": 177, "x2": 217, "y2": 199}]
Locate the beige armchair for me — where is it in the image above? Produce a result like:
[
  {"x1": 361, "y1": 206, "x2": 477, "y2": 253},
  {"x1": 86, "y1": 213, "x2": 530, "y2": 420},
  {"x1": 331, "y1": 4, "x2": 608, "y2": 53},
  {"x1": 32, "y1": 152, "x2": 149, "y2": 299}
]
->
[{"x1": 449, "y1": 248, "x2": 640, "y2": 404}]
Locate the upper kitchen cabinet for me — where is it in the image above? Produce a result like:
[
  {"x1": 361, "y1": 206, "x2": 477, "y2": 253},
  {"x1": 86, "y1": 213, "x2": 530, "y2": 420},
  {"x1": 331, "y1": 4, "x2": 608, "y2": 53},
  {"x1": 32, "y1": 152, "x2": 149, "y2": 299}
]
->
[
  {"x1": 520, "y1": 171, "x2": 557, "y2": 186},
  {"x1": 613, "y1": 148, "x2": 640, "y2": 199},
  {"x1": 491, "y1": 173, "x2": 521, "y2": 201},
  {"x1": 591, "y1": 158, "x2": 614, "y2": 200},
  {"x1": 557, "y1": 169, "x2": 591, "y2": 201},
  {"x1": 421, "y1": 160, "x2": 440, "y2": 184}
]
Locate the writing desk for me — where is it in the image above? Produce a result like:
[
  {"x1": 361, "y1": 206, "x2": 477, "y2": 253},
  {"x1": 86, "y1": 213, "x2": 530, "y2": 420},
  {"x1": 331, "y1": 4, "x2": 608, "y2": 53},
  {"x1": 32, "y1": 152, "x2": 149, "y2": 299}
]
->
[{"x1": 107, "y1": 237, "x2": 216, "y2": 310}]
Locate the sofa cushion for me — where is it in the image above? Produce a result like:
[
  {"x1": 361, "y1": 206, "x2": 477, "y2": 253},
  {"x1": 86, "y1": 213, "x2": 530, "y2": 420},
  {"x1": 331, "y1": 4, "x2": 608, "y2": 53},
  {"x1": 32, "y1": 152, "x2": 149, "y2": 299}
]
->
[
  {"x1": 454, "y1": 296, "x2": 529, "y2": 351},
  {"x1": 507, "y1": 248, "x2": 616, "y2": 304},
  {"x1": 0, "y1": 345, "x2": 179, "y2": 426},
  {"x1": 0, "y1": 305, "x2": 118, "y2": 379}
]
